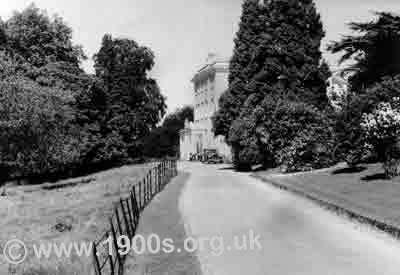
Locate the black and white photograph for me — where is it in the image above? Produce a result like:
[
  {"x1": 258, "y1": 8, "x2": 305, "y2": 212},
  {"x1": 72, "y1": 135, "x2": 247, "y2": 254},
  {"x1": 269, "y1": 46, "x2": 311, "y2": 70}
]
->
[{"x1": 1, "y1": 0, "x2": 400, "y2": 274}]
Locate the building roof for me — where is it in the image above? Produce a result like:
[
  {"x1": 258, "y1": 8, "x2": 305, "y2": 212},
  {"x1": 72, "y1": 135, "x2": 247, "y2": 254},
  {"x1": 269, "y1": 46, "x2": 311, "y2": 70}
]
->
[{"x1": 191, "y1": 55, "x2": 229, "y2": 83}]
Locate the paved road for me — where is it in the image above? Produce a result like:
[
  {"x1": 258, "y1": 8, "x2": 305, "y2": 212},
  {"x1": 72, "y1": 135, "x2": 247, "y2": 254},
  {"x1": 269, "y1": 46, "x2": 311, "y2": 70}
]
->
[{"x1": 178, "y1": 162, "x2": 400, "y2": 275}]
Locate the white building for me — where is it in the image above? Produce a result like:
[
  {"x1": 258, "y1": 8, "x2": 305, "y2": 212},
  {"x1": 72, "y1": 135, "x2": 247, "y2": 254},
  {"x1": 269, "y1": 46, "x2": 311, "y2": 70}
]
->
[
  {"x1": 327, "y1": 72, "x2": 348, "y2": 110},
  {"x1": 180, "y1": 54, "x2": 232, "y2": 161}
]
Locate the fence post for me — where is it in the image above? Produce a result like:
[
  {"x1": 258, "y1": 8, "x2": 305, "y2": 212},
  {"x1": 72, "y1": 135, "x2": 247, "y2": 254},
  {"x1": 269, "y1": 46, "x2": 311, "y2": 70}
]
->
[
  {"x1": 144, "y1": 174, "x2": 147, "y2": 204},
  {"x1": 110, "y1": 218, "x2": 122, "y2": 269},
  {"x1": 115, "y1": 208, "x2": 123, "y2": 236},
  {"x1": 162, "y1": 161, "x2": 165, "y2": 186},
  {"x1": 167, "y1": 160, "x2": 170, "y2": 180},
  {"x1": 147, "y1": 172, "x2": 151, "y2": 200},
  {"x1": 133, "y1": 186, "x2": 140, "y2": 217},
  {"x1": 125, "y1": 199, "x2": 135, "y2": 237},
  {"x1": 92, "y1": 242, "x2": 102, "y2": 275},
  {"x1": 149, "y1": 171, "x2": 152, "y2": 198},
  {"x1": 150, "y1": 169, "x2": 156, "y2": 197},
  {"x1": 138, "y1": 180, "x2": 142, "y2": 210},
  {"x1": 158, "y1": 165, "x2": 161, "y2": 191},
  {"x1": 144, "y1": 176, "x2": 148, "y2": 206},
  {"x1": 108, "y1": 255, "x2": 115, "y2": 275},
  {"x1": 141, "y1": 180, "x2": 145, "y2": 209},
  {"x1": 169, "y1": 160, "x2": 171, "y2": 179},
  {"x1": 148, "y1": 170, "x2": 151, "y2": 199},
  {"x1": 119, "y1": 199, "x2": 131, "y2": 238},
  {"x1": 145, "y1": 173, "x2": 148, "y2": 203},
  {"x1": 164, "y1": 161, "x2": 167, "y2": 185},
  {"x1": 157, "y1": 164, "x2": 161, "y2": 192},
  {"x1": 165, "y1": 160, "x2": 168, "y2": 181},
  {"x1": 154, "y1": 166, "x2": 158, "y2": 193},
  {"x1": 130, "y1": 189, "x2": 139, "y2": 227}
]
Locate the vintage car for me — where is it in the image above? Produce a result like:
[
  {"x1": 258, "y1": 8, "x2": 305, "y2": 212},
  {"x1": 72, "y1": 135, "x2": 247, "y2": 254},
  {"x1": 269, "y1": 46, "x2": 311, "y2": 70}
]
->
[{"x1": 204, "y1": 154, "x2": 224, "y2": 164}]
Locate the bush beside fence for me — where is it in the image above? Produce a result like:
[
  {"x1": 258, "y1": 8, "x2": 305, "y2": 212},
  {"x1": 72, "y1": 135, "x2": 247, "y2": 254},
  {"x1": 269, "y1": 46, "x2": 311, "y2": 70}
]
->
[{"x1": 91, "y1": 159, "x2": 178, "y2": 275}]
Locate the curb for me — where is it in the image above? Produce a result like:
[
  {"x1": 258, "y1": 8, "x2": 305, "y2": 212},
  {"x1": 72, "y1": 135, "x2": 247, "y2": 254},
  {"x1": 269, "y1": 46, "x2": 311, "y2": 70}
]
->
[{"x1": 251, "y1": 174, "x2": 400, "y2": 239}]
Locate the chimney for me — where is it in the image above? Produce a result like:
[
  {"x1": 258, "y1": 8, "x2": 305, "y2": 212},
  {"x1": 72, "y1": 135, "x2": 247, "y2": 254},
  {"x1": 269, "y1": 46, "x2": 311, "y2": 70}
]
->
[{"x1": 206, "y1": 53, "x2": 217, "y2": 64}]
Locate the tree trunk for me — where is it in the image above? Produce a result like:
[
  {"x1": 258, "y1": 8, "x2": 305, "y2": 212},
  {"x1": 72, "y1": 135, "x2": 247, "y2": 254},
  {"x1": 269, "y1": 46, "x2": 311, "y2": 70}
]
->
[
  {"x1": 383, "y1": 158, "x2": 400, "y2": 179},
  {"x1": 383, "y1": 138, "x2": 400, "y2": 179}
]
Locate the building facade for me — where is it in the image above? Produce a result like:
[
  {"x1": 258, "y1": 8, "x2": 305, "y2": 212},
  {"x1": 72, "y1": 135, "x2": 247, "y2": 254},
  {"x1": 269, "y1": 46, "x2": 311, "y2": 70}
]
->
[
  {"x1": 179, "y1": 54, "x2": 231, "y2": 161},
  {"x1": 327, "y1": 72, "x2": 348, "y2": 110}
]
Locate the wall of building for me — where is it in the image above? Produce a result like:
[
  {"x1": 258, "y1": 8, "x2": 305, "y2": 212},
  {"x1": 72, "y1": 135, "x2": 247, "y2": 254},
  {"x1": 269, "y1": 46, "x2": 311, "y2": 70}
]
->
[
  {"x1": 180, "y1": 129, "x2": 205, "y2": 160},
  {"x1": 180, "y1": 57, "x2": 232, "y2": 161}
]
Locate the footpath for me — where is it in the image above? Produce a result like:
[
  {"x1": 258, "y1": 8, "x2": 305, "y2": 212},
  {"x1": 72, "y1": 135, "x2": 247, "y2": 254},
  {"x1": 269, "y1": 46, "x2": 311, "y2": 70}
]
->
[{"x1": 125, "y1": 172, "x2": 203, "y2": 274}]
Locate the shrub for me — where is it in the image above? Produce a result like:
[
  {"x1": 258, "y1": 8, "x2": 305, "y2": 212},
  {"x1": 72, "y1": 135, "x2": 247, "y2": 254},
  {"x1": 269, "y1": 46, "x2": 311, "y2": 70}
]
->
[
  {"x1": 361, "y1": 100, "x2": 400, "y2": 150},
  {"x1": 0, "y1": 77, "x2": 81, "y2": 179},
  {"x1": 213, "y1": 0, "x2": 329, "y2": 144},
  {"x1": 228, "y1": 95, "x2": 336, "y2": 172},
  {"x1": 228, "y1": 116, "x2": 262, "y2": 171},
  {"x1": 361, "y1": 98, "x2": 400, "y2": 178},
  {"x1": 332, "y1": 75, "x2": 400, "y2": 166},
  {"x1": 265, "y1": 100, "x2": 335, "y2": 172}
]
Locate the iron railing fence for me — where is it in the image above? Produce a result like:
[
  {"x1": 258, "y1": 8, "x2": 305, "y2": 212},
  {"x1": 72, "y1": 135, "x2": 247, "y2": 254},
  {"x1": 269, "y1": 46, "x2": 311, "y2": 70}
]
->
[{"x1": 92, "y1": 159, "x2": 178, "y2": 275}]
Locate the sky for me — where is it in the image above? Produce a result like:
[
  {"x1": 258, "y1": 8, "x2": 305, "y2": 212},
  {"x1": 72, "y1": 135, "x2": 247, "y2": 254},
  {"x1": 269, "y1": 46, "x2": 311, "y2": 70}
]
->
[{"x1": 1, "y1": 0, "x2": 400, "y2": 112}]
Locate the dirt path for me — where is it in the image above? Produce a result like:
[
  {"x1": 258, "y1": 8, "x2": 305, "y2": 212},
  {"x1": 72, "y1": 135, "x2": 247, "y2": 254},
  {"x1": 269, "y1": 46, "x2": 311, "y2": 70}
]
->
[{"x1": 178, "y1": 162, "x2": 400, "y2": 275}]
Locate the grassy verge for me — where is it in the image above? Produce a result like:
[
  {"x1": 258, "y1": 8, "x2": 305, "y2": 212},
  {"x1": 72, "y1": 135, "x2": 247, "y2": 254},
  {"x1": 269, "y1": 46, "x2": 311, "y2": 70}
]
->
[
  {"x1": 0, "y1": 163, "x2": 154, "y2": 275},
  {"x1": 253, "y1": 163, "x2": 400, "y2": 236}
]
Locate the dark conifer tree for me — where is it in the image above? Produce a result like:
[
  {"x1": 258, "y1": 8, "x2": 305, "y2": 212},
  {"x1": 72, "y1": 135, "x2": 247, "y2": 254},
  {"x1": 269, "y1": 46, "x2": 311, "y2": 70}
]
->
[
  {"x1": 214, "y1": 0, "x2": 329, "y2": 140},
  {"x1": 328, "y1": 12, "x2": 400, "y2": 93},
  {"x1": 213, "y1": 0, "x2": 331, "y2": 170}
]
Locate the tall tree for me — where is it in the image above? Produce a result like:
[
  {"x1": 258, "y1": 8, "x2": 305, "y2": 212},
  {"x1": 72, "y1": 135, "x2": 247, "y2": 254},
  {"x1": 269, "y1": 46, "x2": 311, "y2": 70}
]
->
[
  {"x1": 214, "y1": 0, "x2": 330, "y2": 139},
  {"x1": 214, "y1": 0, "x2": 330, "y2": 170},
  {"x1": 144, "y1": 106, "x2": 194, "y2": 158},
  {"x1": 213, "y1": 0, "x2": 263, "y2": 138},
  {"x1": 93, "y1": 34, "x2": 166, "y2": 160},
  {"x1": 328, "y1": 12, "x2": 400, "y2": 93},
  {"x1": 0, "y1": 4, "x2": 89, "y2": 180},
  {"x1": 0, "y1": 4, "x2": 89, "y2": 93},
  {"x1": 328, "y1": 12, "x2": 400, "y2": 166},
  {"x1": 3, "y1": 4, "x2": 86, "y2": 67}
]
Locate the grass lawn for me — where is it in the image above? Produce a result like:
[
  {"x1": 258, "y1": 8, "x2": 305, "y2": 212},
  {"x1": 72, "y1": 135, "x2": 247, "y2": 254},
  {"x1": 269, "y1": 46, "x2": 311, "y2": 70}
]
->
[
  {"x1": 254, "y1": 162, "x2": 400, "y2": 233},
  {"x1": 0, "y1": 163, "x2": 154, "y2": 275}
]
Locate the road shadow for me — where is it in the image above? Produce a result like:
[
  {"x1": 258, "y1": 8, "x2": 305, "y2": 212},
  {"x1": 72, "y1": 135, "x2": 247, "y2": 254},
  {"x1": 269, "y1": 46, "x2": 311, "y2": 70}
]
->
[
  {"x1": 218, "y1": 166, "x2": 235, "y2": 171},
  {"x1": 331, "y1": 166, "x2": 367, "y2": 175},
  {"x1": 361, "y1": 173, "x2": 388, "y2": 181},
  {"x1": 218, "y1": 164, "x2": 265, "y2": 173}
]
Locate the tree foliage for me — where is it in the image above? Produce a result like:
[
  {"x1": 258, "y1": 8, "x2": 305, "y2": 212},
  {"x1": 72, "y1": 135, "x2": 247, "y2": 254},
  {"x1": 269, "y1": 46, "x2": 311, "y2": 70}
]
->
[
  {"x1": 144, "y1": 106, "x2": 194, "y2": 158},
  {"x1": 333, "y1": 75, "x2": 400, "y2": 165},
  {"x1": 0, "y1": 6, "x2": 167, "y2": 182},
  {"x1": 93, "y1": 34, "x2": 166, "y2": 160},
  {"x1": 329, "y1": 12, "x2": 400, "y2": 165},
  {"x1": 0, "y1": 77, "x2": 80, "y2": 180},
  {"x1": 213, "y1": 0, "x2": 330, "y2": 170},
  {"x1": 231, "y1": 95, "x2": 335, "y2": 171},
  {"x1": 2, "y1": 4, "x2": 86, "y2": 67},
  {"x1": 0, "y1": 5, "x2": 89, "y2": 180},
  {"x1": 328, "y1": 12, "x2": 400, "y2": 93}
]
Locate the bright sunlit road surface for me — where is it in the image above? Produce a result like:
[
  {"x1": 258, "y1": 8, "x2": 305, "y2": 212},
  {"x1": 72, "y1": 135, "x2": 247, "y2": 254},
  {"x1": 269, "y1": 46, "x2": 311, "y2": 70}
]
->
[{"x1": 179, "y1": 162, "x2": 400, "y2": 275}]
